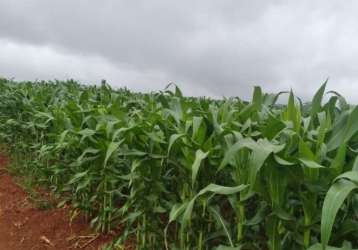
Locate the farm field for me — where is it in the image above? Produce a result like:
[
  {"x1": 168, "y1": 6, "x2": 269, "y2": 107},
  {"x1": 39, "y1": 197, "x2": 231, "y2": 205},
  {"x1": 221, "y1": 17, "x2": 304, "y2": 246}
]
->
[{"x1": 1, "y1": 78, "x2": 358, "y2": 249}]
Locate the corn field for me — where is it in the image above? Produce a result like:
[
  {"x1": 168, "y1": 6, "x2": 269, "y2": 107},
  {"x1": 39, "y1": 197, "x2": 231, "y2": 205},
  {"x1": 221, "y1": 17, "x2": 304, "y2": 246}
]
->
[{"x1": 1, "y1": 78, "x2": 358, "y2": 249}]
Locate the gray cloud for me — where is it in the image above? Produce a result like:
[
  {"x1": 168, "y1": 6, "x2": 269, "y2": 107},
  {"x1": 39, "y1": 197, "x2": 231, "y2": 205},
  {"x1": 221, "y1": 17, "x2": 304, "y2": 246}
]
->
[{"x1": 1, "y1": 1, "x2": 358, "y2": 102}]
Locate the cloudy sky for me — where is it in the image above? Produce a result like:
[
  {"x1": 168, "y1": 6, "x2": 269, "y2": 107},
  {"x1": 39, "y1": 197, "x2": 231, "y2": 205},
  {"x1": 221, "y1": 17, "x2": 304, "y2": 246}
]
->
[{"x1": 1, "y1": 1, "x2": 358, "y2": 101}]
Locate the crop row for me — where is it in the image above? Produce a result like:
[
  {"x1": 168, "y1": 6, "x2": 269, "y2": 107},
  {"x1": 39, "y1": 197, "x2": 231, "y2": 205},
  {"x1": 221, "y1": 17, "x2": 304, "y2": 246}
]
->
[{"x1": 1, "y1": 78, "x2": 358, "y2": 249}]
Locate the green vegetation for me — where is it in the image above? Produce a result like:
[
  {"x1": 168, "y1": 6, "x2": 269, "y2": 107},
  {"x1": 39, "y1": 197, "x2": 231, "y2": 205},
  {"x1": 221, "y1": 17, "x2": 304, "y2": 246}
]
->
[{"x1": 1, "y1": 78, "x2": 358, "y2": 249}]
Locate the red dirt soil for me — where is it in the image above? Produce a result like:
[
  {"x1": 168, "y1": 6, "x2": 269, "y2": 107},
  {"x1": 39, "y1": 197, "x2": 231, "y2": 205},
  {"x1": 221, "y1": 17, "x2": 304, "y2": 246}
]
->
[{"x1": 0, "y1": 154, "x2": 117, "y2": 250}]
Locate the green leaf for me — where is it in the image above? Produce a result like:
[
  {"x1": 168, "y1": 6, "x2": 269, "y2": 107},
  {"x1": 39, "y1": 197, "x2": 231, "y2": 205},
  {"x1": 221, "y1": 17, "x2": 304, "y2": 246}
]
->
[
  {"x1": 192, "y1": 116, "x2": 203, "y2": 138},
  {"x1": 333, "y1": 171, "x2": 358, "y2": 185},
  {"x1": 261, "y1": 115, "x2": 285, "y2": 140},
  {"x1": 310, "y1": 79, "x2": 327, "y2": 116},
  {"x1": 76, "y1": 178, "x2": 91, "y2": 192},
  {"x1": 167, "y1": 133, "x2": 185, "y2": 155},
  {"x1": 352, "y1": 156, "x2": 358, "y2": 172},
  {"x1": 274, "y1": 155, "x2": 294, "y2": 165},
  {"x1": 77, "y1": 148, "x2": 100, "y2": 162},
  {"x1": 197, "y1": 183, "x2": 248, "y2": 196},
  {"x1": 283, "y1": 90, "x2": 301, "y2": 133},
  {"x1": 248, "y1": 140, "x2": 285, "y2": 187},
  {"x1": 299, "y1": 158, "x2": 325, "y2": 169},
  {"x1": 182, "y1": 183, "x2": 248, "y2": 229},
  {"x1": 104, "y1": 140, "x2": 123, "y2": 167},
  {"x1": 209, "y1": 206, "x2": 234, "y2": 247},
  {"x1": 299, "y1": 139, "x2": 315, "y2": 160},
  {"x1": 321, "y1": 179, "x2": 358, "y2": 249},
  {"x1": 219, "y1": 138, "x2": 256, "y2": 170},
  {"x1": 191, "y1": 149, "x2": 209, "y2": 187},
  {"x1": 328, "y1": 106, "x2": 358, "y2": 151},
  {"x1": 252, "y1": 86, "x2": 262, "y2": 110},
  {"x1": 168, "y1": 202, "x2": 188, "y2": 223},
  {"x1": 330, "y1": 142, "x2": 346, "y2": 173},
  {"x1": 219, "y1": 138, "x2": 284, "y2": 172},
  {"x1": 68, "y1": 170, "x2": 89, "y2": 185}
]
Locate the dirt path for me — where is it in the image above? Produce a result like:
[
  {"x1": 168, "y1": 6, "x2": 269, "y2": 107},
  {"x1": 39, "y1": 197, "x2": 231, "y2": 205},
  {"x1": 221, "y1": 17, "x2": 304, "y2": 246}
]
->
[{"x1": 0, "y1": 154, "x2": 114, "y2": 250}]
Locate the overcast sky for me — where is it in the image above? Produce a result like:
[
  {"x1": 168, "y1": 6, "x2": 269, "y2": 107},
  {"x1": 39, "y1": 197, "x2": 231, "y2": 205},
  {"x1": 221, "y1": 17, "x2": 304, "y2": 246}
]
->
[{"x1": 1, "y1": 1, "x2": 358, "y2": 102}]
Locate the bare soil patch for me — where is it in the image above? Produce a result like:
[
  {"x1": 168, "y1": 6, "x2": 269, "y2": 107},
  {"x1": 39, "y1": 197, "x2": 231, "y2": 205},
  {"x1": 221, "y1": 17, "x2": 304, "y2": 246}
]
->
[{"x1": 0, "y1": 154, "x2": 116, "y2": 250}]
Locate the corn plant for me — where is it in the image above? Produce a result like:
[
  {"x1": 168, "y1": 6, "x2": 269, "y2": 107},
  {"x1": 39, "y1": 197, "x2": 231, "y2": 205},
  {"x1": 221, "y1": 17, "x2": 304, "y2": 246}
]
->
[{"x1": 1, "y1": 77, "x2": 358, "y2": 249}]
